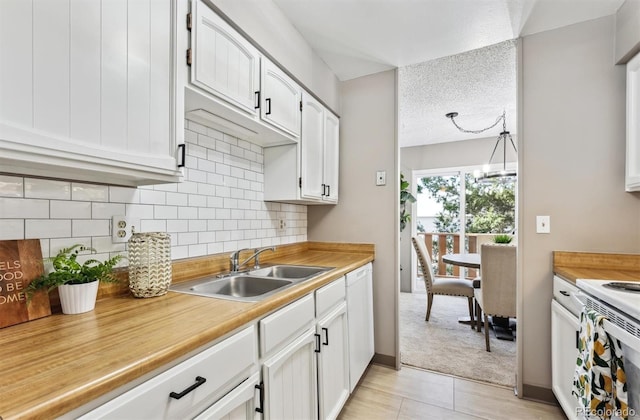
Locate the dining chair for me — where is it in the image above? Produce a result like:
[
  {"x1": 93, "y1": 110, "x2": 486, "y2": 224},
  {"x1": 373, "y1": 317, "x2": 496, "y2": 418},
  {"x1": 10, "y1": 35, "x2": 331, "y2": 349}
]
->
[
  {"x1": 411, "y1": 237, "x2": 475, "y2": 327},
  {"x1": 475, "y1": 244, "x2": 517, "y2": 351}
]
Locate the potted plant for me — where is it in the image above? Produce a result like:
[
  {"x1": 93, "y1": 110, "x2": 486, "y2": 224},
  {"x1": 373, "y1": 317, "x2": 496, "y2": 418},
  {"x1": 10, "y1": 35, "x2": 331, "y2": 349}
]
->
[
  {"x1": 26, "y1": 245, "x2": 123, "y2": 314},
  {"x1": 493, "y1": 234, "x2": 513, "y2": 244}
]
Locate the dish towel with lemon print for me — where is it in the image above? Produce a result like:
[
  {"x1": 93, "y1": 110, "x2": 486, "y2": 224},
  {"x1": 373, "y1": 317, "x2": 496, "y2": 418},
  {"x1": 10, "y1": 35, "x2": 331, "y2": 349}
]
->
[{"x1": 573, "y1": 307, "x2": 629, "y2": 420}]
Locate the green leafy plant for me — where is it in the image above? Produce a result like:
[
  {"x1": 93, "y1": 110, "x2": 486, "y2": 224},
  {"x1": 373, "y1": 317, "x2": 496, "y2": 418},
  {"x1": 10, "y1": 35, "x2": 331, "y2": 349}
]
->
[
  {"x1": 26, "y1": 245, "x2": 123, "y2": 301},
  {"x1": 493, "y1": 234, "x2": 513, "y2": 244},
  {"x1": 400, "y1": 173, "x2": 417, "y2": 232}
]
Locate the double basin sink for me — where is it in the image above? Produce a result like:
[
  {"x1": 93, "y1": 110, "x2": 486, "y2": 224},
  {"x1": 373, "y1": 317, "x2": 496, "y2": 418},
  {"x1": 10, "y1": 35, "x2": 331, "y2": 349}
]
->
[{"x1": 169, "y1": 265, "x2": 334, "y2": 302}]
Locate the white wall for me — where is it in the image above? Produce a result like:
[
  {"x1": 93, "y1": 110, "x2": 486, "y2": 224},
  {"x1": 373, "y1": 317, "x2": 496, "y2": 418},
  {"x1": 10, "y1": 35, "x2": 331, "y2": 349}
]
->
[
  {"x1": 307, "y1": 70, "x2": 398, "y2": 361},
  {"x1": 0, "y1": 121, "x2": 306, "y2": 262},
  {"x1": 521, "y1": 15, "x2": 640, "y2": 392},
  {"x1": 211, "y1": 0, "x2": 340, "y2": 113}
]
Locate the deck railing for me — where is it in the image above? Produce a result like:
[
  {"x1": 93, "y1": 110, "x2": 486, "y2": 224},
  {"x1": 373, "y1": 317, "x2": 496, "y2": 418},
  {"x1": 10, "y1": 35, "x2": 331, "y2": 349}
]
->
[{"x1": 416, "y1": 232, "x2": 495, "y2": 279}]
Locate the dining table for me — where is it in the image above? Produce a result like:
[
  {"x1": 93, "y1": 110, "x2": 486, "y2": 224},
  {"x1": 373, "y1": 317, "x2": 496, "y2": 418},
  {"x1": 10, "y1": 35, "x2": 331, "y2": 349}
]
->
[
  {"x1": 442, "y1": 253, "x2": 481, "y2": 269},
  {"x1": 441, "y1": 252, "x2": 514, "y2": 341}
]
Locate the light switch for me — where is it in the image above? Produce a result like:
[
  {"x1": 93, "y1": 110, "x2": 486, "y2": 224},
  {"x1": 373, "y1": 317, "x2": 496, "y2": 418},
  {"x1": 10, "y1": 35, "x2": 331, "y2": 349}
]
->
[
  {"x1": 376, "y1": 171, "x2": 386, "y2": 186},
  {"x1": 536, "y1": 215, "x2": 550, "y2": 234}
]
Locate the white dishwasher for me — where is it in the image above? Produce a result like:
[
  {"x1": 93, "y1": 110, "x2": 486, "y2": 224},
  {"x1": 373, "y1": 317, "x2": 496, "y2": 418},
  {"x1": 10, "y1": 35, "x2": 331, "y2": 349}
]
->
[
  {"x1": 551, "y1": 275, "x2": 582, "y2": 420},
  {"x1": 345, "y1": 262, "x2": 374, "y2": 392}
]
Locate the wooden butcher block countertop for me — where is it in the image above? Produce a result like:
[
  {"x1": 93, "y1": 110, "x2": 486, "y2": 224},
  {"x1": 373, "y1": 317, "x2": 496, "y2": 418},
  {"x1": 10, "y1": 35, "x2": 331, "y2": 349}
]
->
[
  {"x1": 553, "y1": 251, "x2": 640, "y2": 284},
  {"x1": 0, "y1": 242, "x2": 374, "y2": 419}
]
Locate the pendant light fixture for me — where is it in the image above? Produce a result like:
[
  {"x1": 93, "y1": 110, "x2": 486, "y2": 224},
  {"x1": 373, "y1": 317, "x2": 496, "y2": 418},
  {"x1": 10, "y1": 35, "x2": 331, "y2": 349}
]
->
[{"x1": 445, "y1": 110, "x2": 517, "y2": 181}]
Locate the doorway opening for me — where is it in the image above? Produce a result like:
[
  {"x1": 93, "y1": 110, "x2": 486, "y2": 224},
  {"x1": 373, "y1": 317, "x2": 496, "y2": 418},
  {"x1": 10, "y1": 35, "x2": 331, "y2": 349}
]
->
[{"x1": 400, "y1": 166, "x2": 517, "y2": 387}]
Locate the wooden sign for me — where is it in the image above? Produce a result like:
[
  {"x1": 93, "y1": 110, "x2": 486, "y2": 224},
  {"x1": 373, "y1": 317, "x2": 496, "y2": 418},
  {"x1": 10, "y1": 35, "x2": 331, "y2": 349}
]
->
[{"x1": 0, "y1": 239, "x2": 51, "y2": 328}]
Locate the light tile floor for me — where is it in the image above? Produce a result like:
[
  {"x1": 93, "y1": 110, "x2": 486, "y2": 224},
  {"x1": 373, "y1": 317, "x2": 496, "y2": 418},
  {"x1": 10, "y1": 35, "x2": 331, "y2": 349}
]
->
[{"x1": 339, "y1": 364, "x2": 566, "y2": 420}]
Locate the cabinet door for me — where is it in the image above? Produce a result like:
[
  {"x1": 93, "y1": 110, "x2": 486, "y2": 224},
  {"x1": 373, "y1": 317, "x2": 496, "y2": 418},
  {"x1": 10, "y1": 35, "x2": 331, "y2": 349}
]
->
[
  {"x1": 191, "y1": 0, "x2": 260, "y2": 116},
  {"x1": 317, "y1": 303, "x2": 349, "y2": 420},
  {"x1": 346, "y1": 263, "x2": 374, "y2": 392},
  {"x1": 194, "y1": 372, "x2": 260, "y2": 420},
  {"x1": 263, "y1": 328, "x2": 318, "y2": 420},
  {"x1": 261, "y1": 60, "x2": 301, "y2": 137},
  {"x1": 322, "y1": 112, "x2": 339, "y2": 203},
  {"x1": 0, "y1": 0, "x2": 180, "y2": 186},
  {"x1": 626, "y1": 52, "x2": 640, "y2": 191},
  {"x1": 300, "y1": 93, "x2": 324, "y2": 200},
  {"x1": 551, "y1": 300, "x2": 580, "y2": 420}
]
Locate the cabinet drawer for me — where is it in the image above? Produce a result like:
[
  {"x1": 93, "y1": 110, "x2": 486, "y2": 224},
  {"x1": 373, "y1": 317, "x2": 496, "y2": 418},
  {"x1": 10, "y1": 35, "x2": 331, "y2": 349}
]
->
[
  {"x1": 315, "y1": 276, "x2": 345, "y2": 318},
  {"x1": 260, "y1": 294, "x2": 315, "y2": 356},
  {"x1": 79, "y1": 326, "x2": 257, "y2": 419}
]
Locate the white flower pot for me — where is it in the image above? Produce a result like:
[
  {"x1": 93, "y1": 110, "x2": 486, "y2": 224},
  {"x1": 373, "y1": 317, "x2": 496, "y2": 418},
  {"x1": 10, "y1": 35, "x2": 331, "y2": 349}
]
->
[{"x1": 58, "y1": 281, "x2": 99, "y2": 314}]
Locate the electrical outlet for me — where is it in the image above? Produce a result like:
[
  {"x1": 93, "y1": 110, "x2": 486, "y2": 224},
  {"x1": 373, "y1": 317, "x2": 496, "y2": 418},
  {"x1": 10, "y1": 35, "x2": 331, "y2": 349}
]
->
[
  {"x1": 278, "y1": 219, "x2": 287, "y2": 232},
  {"x1": 112, "y1": 216, "x2": 139, "y2": 243}
]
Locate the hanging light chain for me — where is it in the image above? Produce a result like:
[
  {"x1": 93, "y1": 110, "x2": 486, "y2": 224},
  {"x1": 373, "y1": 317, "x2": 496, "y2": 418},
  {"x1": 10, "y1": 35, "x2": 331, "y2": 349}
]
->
[{"x1": 447, "y1": 110, "x2": 506, "y2": 134}]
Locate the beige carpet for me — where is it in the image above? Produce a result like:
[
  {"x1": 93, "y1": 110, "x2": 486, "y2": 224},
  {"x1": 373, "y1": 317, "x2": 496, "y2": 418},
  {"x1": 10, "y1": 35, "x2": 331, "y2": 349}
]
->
[{"x1": 400, "y1": 291, "x2": 516, "y2": 387}]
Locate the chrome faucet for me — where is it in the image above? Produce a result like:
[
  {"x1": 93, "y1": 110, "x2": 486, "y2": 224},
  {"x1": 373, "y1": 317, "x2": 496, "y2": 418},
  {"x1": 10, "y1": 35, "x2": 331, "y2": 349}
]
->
[{"x1": 229, "y1": 246, "x2": 276, "y2": 272}]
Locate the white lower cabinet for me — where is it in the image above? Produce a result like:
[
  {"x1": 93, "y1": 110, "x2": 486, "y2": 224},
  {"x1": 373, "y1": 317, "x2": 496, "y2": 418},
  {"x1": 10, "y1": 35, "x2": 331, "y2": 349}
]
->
[
  {"x1": 262, "y1": 327, "x2": 319, "y2": 420},
  {"x1": 78, "y1": 326, "x2": 258, "y2": 420},
  {"x1": 315, "y1": 277, "x2": 349, "y2": 420},
  {"x1": 194, "y1": 372, "x2": 260, "y2": 420}
]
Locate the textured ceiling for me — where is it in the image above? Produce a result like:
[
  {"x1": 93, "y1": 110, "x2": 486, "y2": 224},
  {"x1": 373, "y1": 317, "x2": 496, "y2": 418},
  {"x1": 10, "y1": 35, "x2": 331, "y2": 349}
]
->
[
  {"x1": 398, "y1": 40, "x2": 517, "y2": 147},
  {"x1": 272, "y1": 0, "x2": 623, "y2": 146}
]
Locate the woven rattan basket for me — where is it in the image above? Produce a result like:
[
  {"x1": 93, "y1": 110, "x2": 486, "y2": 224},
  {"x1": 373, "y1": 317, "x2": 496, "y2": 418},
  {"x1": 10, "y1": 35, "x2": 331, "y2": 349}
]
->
[{"x1": 128, "y1": 232, "x2": 172, "y2": 298}]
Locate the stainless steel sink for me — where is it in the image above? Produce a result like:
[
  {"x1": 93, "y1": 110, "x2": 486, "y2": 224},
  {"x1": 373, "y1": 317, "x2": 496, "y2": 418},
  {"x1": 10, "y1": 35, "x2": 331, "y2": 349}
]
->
[
  {"x1": 249, "y1": 265, "x2": 332, "y2": 279},
  {"x1": 169, "y1": 265, "x2": 334, "y2": 302},
  {"x1": 170, "y1": 275, "x2": 294, "y2": 302}
]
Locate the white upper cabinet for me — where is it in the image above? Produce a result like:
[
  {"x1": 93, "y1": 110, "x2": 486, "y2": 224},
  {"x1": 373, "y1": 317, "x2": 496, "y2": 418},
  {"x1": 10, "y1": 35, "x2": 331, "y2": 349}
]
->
[
  {"x1": 301, "y1": 95, "x2": 325, "y2": 200},
  {"x1": 323, "y1": 112, "x2": 340, "y2": 203},
  {"x1": 0, "y1": 0, "x2": 182, "y2": 186},
  {"x1": 263, "y1": 92, "x2": 339, "y2": 205},
  {"x1": 626, "y1": 52, "x2": 640, "y2": 191},
  {"x1": 261, "y1": 60, "x2": 302, "y2": 138},
  {"x1": 191, "y1": 0, "x2": 260, "y2": 116},
  {"x1": 186, "y1": 0, "x2": 300, "y2": 147}
]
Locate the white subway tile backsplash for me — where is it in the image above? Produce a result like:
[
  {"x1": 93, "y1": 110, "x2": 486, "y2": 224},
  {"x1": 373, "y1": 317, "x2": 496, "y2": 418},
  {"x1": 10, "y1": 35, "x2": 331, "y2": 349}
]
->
[
  {"x1": 188, "y1": 244, "x2": 207, "y2": 257},
  {"x1": 1, "y1": 197, "x2": 49, "y2": 218},
  {"x1": 126, "y1": 204, "x2": 154, "y2": 219},
  {"x1": 197, "y1": 134, "x2": 216, "y2": 149},
  {"x1": 0, "y1": 125, "x2": 307, "y2": 260},
  {"x1": 167, "y1": 219, "x2": 189, "y2": 233},
  {"x1": 25, "y1": 179, "x2": 71, "y2": 200},
  {"x1": 188, "y1": 194, "x2": 207, "y2": 207},
  {"x1": 73, "y1": 220, "x2": 109, "y2": 237},
  {"x1": 139, "y1": 190, "x2": 166, "y2": 205},
  {"x1": 0, "y1": 219, "x2": 24, "y2": 240},
  {"x1": 0, "y1": 175, "x2": 23, "y2": 197},
  {"x1": 140, "y1": 219, "x2": 166, "y2": 232},
  {"x1": 110, "y1": 186, "x2": 140, "y2": 203},
  {"x1": 177, "y1": 232, "x2": 197, "y2": 246},
  {"x1": 154, "y1": 205, "x2": 178, "y2": 220},
  {"x1": 153, "y1": 183, "x2": 178, "y2": 193},
  {"x1": 185, "y1": 219, "x2": 204, "y2": 232},
  {"x1": 26, "y1": 220, "x2": 71, "y2": 238},
  {"x1": 178, "y1": 207, "x2": 198, "y2": 219},
  {"x1": 172, "y1": 245, "x2": 189, "y2": 260},
  {"x1": 198, "y1": 231, "x2": 215, "y2": 243},
  {"x1": 207, "y1": 242, "x2": 223, "y2": 255},
  {"x1": 72, "y1": 184, "x2": 108, "y2": 202},
  {"x1": 92, "y1": 202, "x2": 125, "y2": 219},
  {"x1": 50, "y1": 237, "x2": 92, "y2": 255},
  {"x1": 51, "y1": 201, "x2": 91, "y2": 219},
  {"x1": 166, "y1": 192, "x2": 188, "y2": 206},
  {"x1": 187, "y1": 168, "x2": 207, "y2": 183},
  {"x1": 177, "y1": 181, "x2": 198, "y2": 194}
]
